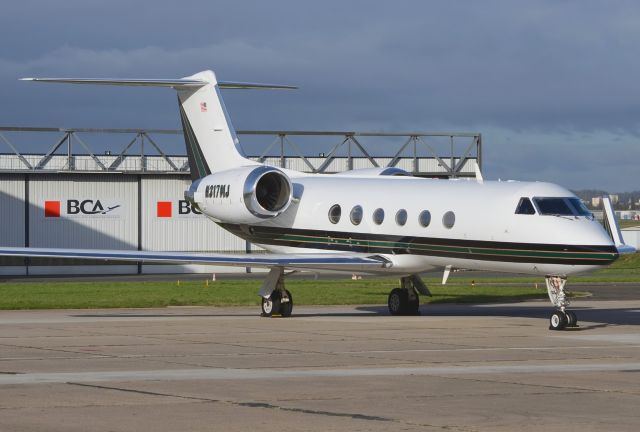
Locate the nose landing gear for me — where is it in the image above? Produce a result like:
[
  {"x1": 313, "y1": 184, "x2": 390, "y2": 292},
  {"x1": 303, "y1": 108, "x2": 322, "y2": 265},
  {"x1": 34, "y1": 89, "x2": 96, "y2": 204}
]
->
[{"x1": 546, "y1": 276, "x2": 578, "y2": 330}]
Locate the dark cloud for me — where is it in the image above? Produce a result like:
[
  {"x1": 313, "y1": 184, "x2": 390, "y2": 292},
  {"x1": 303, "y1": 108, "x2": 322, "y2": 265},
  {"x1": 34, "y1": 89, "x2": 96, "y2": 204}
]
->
[{"x1": 0, "y1": 0, "x2": 639, "y2": 190}]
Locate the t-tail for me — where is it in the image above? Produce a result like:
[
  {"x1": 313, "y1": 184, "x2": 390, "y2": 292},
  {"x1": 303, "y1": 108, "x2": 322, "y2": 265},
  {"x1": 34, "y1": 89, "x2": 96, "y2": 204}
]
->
[{"x1": 21, "y1": 70, "x2": 296, "y2": 180}]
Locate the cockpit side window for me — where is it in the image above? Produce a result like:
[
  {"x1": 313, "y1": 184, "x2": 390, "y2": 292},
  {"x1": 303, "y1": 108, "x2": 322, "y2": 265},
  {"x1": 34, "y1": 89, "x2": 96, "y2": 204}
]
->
[{"x1": 515, "y1": 197, "x2": 536, "y2": 215}]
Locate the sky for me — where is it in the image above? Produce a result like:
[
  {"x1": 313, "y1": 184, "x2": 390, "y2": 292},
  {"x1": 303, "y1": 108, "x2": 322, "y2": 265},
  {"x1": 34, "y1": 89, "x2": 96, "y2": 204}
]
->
[{"x1": 0, "y1": 0, "x2": 639, "y2": 191}]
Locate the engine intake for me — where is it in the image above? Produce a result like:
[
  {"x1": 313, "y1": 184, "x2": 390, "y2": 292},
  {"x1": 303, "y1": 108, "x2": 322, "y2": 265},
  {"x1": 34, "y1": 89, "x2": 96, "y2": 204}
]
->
[{"x1": 243, "y1": 166, "x2": 293, "y2": 218}]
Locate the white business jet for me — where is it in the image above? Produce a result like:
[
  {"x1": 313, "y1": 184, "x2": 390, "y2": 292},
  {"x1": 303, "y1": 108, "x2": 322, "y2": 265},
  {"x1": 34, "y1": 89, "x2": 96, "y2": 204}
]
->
[{"x1": 1, "y1": 70, "x2": 634, "y2": 330}]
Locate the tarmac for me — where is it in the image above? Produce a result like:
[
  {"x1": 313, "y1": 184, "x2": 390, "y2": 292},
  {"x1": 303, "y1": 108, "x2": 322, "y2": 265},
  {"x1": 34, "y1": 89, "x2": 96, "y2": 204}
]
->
[{"x1": 1, "y1": 298, "x2": 640, "y2": 431}]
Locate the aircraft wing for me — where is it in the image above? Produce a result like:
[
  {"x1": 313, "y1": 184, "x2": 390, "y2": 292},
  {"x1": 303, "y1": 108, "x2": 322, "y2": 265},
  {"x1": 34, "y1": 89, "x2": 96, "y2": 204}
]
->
[{"x1": 0, "y1": 247, "x2": 390, "y2": 272}]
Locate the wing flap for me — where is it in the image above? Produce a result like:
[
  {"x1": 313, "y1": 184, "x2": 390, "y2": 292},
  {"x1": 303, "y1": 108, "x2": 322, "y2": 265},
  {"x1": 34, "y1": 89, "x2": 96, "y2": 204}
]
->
[{"x1": 0, "y1": 247, "x2": 390, "y2": 271}]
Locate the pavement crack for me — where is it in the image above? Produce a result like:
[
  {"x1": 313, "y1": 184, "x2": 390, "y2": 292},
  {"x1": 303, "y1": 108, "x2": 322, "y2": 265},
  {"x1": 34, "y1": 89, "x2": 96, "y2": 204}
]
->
[
  {"x1": 236, "y1": 401, "x2": 392, "y2": 422},
  {"x1": 66, "y1": 382, "x2": 217, "y2": 402},
  {"x1": 65, "y1": 382, "x2": 469, "y2": 430}
]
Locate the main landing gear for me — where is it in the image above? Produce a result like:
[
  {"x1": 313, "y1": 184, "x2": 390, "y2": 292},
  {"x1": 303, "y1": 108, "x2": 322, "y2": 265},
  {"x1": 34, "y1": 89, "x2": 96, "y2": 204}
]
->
[
  {"x1": 387, "y1": 275, "x2": 431, "y2": 316},
  {"x1": 546, "y1": 276, "x2": 578, "y2": 330},
  {"x1": 260, "y1": 267, "x2": 293, "y2": 317}
]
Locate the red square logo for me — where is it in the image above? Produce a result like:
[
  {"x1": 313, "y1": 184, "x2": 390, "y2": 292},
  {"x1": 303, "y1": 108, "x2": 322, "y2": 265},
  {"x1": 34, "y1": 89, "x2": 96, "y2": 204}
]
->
[
  {"x1": 157, "y1": 201, "x2": 172, "y2": 218},
  {"x1": 44, "y1": 201, "x2": 61, "y2": 218}
]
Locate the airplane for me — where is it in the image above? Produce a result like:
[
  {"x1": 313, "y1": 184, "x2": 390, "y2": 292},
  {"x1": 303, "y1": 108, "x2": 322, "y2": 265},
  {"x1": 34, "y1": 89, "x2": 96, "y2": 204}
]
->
[{"x1": 0, "y1": 70, "x2": 635, "y2": 330}]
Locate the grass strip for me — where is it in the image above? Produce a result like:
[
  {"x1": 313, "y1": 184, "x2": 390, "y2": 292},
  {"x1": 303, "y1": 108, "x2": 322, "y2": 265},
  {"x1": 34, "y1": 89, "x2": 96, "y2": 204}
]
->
[
  {"x1": 0, "y1": 253, "x2": 636, "y2": 310},
  {"x1": 0, "y1": 278, "x2": 550, "y2": 310}
]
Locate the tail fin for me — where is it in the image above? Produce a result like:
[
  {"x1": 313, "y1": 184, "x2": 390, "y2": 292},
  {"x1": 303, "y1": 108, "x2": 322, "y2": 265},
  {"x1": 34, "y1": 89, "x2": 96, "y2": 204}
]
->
[
  {"x1": 21, "y1": 70, "x2": 296, "y2": 179},
  {"x1": 176, "y1": 70, "x2": 251, "y2": 179}
]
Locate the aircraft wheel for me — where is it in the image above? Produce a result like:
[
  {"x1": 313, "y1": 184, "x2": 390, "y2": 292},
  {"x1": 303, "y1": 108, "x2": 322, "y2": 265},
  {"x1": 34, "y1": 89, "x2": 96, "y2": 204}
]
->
[
  {"x1": 261, "y1": 291, "x2": 281, "y2": 317},
  {"x1": 549, "y1": 311, "x2": 568, "y2": 330},
  {"x1": 388, "y1": 288, "x2": 407, "y2": 316},
  {"x1": 565, "y1": 310, "x2": 578, "y2": 327},
  {"x1": 407, "y1": 297, "x2": 420, "y2": 316},
  {"x1": 280, "y1": 290, "x2": 293, "y2": 318}
]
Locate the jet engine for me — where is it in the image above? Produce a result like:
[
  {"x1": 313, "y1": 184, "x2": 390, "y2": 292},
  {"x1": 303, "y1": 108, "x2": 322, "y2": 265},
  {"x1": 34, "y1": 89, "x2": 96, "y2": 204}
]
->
[{"x1": 185, "y1": 165, "x2": 293, "y2": 224}]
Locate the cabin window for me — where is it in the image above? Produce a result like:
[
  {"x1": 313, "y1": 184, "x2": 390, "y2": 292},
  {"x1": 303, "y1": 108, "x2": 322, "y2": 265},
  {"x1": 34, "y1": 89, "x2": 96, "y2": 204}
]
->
[
  {"x1": 373, "y1": 208, "x2": 385, "y2": 225},
  {"x1": 419, "y1": 210, "x2": 431, "y2": 227},
  {"x1": 328, "y1": 204, "x2": 341, "y2": 224},
  {"x1": 515, "y1": 198, "x2": 536, "y2": 215},
  {"x1": 443, "y1": 211, "x2": 455, "y2": 229},
  {"x1": 395, "y1": 209, "x2": 407, "y2": 226},
  {"x1": 350, "y1": 205, "x2": 363, "y2": 225}
]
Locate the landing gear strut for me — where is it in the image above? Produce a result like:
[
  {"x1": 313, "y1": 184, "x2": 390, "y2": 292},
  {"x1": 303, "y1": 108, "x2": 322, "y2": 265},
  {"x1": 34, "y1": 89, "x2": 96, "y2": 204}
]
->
[
  {"x1": 545, "y1": 276, "x2": 578, "y2": 330},
  {"x1": 260, "y1": 267, "x2": 293, "y2": 318},
  {"x1": 388, "y1": 275, "x2": 430, "y2": 316}
]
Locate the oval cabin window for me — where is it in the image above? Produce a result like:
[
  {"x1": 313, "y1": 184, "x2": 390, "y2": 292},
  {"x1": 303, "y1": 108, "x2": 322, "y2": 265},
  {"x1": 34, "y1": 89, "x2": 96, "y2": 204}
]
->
[
  {"x1": 419, "y1": 210, "x2": 431, "y2": 227},
  {"x1": 442, "y1": 211, "x2": 455, "y2": 229},
  {"x1": 372, "y1": 208, "x2": 385, "y2": 225},
  {"x1": 350, "y1": 205, "x2": 363, "y2": 225},
  {"x1": 328, "y1": 204, "x2": 341, "y2": 224}
]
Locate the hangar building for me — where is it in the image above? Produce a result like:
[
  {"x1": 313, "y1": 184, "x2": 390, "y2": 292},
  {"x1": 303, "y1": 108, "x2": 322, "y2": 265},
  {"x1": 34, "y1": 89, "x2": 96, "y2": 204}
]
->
[{"x1": 0, "y1": 127, "x2": 481, "y2": 275}]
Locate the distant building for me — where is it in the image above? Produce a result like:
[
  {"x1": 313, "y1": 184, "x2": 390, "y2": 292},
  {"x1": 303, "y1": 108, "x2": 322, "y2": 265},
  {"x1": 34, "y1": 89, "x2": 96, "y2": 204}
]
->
[
  {"x1": 610, "y1": 194, "x2": 619, "y2": 204},
  {"x1": 592, "y1": 197, "x2": 602, "y2": 207}
]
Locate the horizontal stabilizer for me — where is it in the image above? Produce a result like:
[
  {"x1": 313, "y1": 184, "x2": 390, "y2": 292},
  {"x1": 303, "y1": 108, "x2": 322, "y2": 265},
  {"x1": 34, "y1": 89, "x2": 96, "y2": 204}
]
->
[{"x1": 20, "y1": 77, "x2": 297, "y2": 90}]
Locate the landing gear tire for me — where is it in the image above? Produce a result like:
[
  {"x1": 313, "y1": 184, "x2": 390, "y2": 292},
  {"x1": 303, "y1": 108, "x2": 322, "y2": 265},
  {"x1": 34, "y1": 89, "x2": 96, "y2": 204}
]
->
[
  {"x1": 407, "y1": 297, "x2": 420, "y2": 316},
  {"x1": 280, "y1": 290, "x2": 293, "y2": 318},
  {"x1": 388, "y1": 288, "x2": 420, "y2": 316},
  {"x1": 564, "y1": 310, "x2": 578, "y2": 327},
  {"x1": 549, "y1": 311, "x2": 568, "y2": 331},
  {"x1": 388, "y1": 288, "x2": 406, "y2": 316},
  {"x1": 261, "y1": 291, "x2": 281, "y2": 317}
]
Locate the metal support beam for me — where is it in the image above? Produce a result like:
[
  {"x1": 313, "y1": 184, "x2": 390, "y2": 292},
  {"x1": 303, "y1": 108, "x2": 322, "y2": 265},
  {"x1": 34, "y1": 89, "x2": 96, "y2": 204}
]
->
[
  {"x1": 35, "y1": 132, "x2": 71, "y2": 170},
  {"x1": 453, "y1": 136, "x2": 478, "y2": 174},
  {"x1": 73, "y1": 133, "x2": 107, "y2": 170},
  {"x1": 257, "y1": 135, "x2": 281, "y2": 163},
  {"x1": 0, "y1": 133, "x2": 32, "y2": 169},
  {"x1": 415, "y1": 136, "x2": 452, "y2": 174},
  {"x1": 109, "y1": 134, "x2": 140, "y2": 170},
  {"x1": 349, "y1": 136, "x2": 379, "y2": 168},
  {"x1": 315, "y1": 137, "x2": 349, "y2": 173},
  {"x1": 283, "y1": 136, "x2": 316, "y2": 172},
  {"x1": 0, "y1": 126, "x2": 481, "y2": 177},
  {"x1": 142, "y1": 132, "x2": 178, "y2": 171},
  {"x1": 388, "y1": 136, "x2": 414, "y2": 168}
]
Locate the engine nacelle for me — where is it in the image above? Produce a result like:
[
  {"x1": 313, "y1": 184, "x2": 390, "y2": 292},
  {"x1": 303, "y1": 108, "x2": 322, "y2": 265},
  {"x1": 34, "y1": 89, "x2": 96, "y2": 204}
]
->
[{"x1": 185, "y1": 166, "x2": 293, "y2": 224}]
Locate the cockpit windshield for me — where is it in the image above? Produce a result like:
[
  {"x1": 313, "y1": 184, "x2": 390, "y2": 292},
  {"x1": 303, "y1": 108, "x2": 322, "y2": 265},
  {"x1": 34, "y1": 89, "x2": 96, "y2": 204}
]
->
[
  {"x1": 533, "y1": 197, "x2": 593, "y2": 217},
  {"x1": 567, "y1": 198, "x2": 593, "y2": 216}
]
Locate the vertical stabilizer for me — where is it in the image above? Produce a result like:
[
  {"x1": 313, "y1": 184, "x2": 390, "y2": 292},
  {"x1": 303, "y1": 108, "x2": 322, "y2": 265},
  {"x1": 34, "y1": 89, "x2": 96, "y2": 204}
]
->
[{"x1": 177, "y1": 71, "x2": 256, "y2": 179}]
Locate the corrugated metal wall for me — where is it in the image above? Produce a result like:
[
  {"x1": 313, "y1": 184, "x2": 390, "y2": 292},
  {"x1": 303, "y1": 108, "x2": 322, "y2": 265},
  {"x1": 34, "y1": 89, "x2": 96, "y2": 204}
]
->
[
  {"x1": 0, "y1": 174, "x2": 26, "y2": 274},
  {"x1": 29, "y1": 174, "x2": 138, "y2": 249},
  {"x1": 0, "y1": 174, "x2": 258, "y2": 275},
  {"x1": 140, "y1": 176, "x2": 246, "y2": 252},
  {"x1": 26, "y1": 174, "x2": 138, "y2": 275}
]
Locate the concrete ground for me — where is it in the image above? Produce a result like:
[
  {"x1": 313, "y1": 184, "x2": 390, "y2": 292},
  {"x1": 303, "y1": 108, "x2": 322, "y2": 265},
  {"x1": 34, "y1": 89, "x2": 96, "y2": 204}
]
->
[{"x1": 1, "y1": 300, "x2": 639, "y2": 431}]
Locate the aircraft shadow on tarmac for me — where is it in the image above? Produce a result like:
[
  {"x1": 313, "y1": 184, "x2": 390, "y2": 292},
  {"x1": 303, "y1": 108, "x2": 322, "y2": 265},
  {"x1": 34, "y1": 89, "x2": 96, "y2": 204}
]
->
[
  {"x1": 73, "y1": 303, "x2": 640, "y2": 328},
  {"x1": 355, "y1": 304, "x2": 640, "y2": 328}
]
